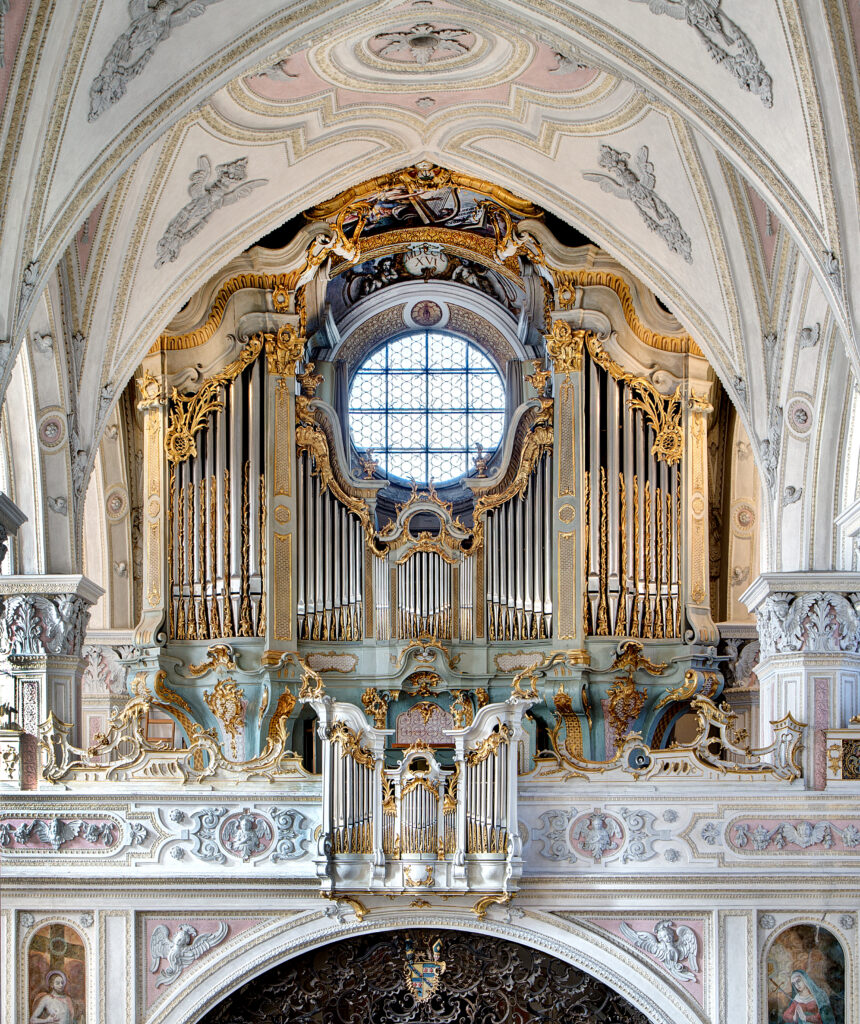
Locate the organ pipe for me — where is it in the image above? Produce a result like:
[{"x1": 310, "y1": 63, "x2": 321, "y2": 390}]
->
[
  {"x1": 296, "y1": 451, "x2": 364, "y2": 641},
  {"x1": 580, "y1": 370, "x2": 683, "y2": 641},
  {"x1": 167, "y1": 362, "x2": 265, "y2": 640},
  {"x1": 484, "y1": 453, "x2": 553, "y2": 641}
]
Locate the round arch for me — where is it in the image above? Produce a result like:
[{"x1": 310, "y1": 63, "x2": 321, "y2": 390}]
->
[{"x1": 143, "y1": 908, "x2": 710, "y2": 1024}]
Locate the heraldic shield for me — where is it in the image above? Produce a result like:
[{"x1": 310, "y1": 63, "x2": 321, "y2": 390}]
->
[{"x1": 404, "y1": 937, "x2": 446, "y2": 1004}]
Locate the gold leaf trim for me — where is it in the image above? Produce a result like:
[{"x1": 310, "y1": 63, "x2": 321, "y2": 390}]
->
[
  {"x1": 152, "y1": 273, "x2": 299, "y2": 352},
  {"x1": 553, "y1": 269, "x2": 701, "y2": 356}
]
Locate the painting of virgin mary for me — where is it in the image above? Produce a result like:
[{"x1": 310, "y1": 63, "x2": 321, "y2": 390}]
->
[
  {"x1": 767, "y1": 925, "x2": 844, "y2": 1024},
  {"x1": 782, "y1": 970, "x2": 836, "y2": 1024}
]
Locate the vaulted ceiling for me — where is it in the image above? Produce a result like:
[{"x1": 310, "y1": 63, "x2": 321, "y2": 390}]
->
[{"x1": 1, "y1": 0, "x2": 859, "y2": 574}]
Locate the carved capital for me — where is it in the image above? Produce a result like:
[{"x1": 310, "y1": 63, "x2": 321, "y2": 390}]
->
[
  {"x1": 0, "y1": 593, "x2": 92, "y2": 658},
  {"x1": 756, "y1": 591, "x2": 860, "y2": 659}
]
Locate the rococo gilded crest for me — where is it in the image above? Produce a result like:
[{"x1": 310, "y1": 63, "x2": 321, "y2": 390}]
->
[{"x1": 404, "y1": 936, "x2": 446, "y2": 1004}]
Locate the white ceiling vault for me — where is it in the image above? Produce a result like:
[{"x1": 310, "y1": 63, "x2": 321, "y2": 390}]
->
[{"x1": 0, "y1": 0, "x2": 859, "y2": 575}]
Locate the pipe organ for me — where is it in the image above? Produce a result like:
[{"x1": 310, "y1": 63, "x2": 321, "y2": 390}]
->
[
  {"x1": 581, "y1": 362, "x2": 682, "y2": 640},
  {"x1": 304, "y1": 692, "x2": 532, "y2": 893},
  {"x1": 131, "y1": 166, "x2": 729, "y2": 904},
  {"x1": 484, "y1": 452, "x2": 553, "y2": 641},
  {"x1": 396, "y1": 550, "x2": 453, "y2": 640}
]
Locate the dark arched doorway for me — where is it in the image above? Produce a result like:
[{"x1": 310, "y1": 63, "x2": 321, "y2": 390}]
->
[{"x1": 198, "y1": 928, "x2": 652, "y2": 1023}]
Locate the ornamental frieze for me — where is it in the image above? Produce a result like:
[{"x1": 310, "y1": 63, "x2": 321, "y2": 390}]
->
[{"x1": 0, "y1": 814, "x2": 146, "y2": 853}]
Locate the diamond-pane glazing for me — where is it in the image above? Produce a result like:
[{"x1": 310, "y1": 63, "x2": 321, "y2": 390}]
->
[{"x1": 348, "y1": 331, "x2": 506, "y2": 485}]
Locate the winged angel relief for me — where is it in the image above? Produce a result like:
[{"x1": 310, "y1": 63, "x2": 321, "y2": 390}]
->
[
  {"x1": 154, "y1": 156, "x2": 267, "y2": 267},
  {"x1": 89, "y1": 0, "x2": 227, "y2": 120},
  {"x1": 583, "y1": 145, "x2": 692, "y2": 263},
  {"x1": 627, "y1": 0, "x2": 772, "y2": 105},
  {"x1": 150, "y1": 922, "x2": 229, "y2": 987},
  {"x1": 619, "y1": 919, "x2": 699, "y2": 982}
]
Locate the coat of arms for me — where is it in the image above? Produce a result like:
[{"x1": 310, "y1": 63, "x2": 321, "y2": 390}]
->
[{"x1": 404, "y1": 937, "x2": 446, "y2": 1004}]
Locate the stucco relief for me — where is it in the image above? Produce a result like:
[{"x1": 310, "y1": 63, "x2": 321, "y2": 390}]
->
[
  {"x1": 0, "y1": 593, "x2": 90, "y2": 658},
  {"x1": 143, "y1": 916, "x2": 259, "y2": 1010},
  {"x1": 367, "y1": 24, "x2": 476, "y2": 66},
  {"x1": 583, "y1": 146, "x2": 692, "y2": 262},
  {"x1": 756, "y1": 592, "x2": 860, "y2": 658},
  {"x1": 154, "y1": 156, "x2": 268, "y2": 268},
  {"x1": 731, "y1": 819, "x2": 860, "y2": 853},
  {"x1": 88, "y1": 0, "x2": 227, "y2": 121},
  {"x1": 531, "y1": 806, "x2": 673, "y2": 863},
  {"x1": 168, "y1": 804, "x2": 312, "y2": 865},
  {"x1": 626, "y1": 0, "x2": 772, "y2": 105}
]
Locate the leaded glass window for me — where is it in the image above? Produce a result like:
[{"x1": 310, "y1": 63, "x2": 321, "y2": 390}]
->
[{"x1": 349, "y1": 332, "x2": 505, "y2": 486}]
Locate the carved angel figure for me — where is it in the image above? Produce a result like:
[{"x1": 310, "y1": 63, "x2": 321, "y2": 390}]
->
[
  {"x1": 619, "y1": 919, "x2": 699, "y2": 981},
  {"x1": 154, "y1": 155, "x2": 267, "y2": 267},
  {"x1": 626, "y1": 0, "x2": 772, "y2": 105},
  {"x1": 149, "y1": 921, "x2": 229, "y2": 987},
  {"x1": 584, "y1": 145, "x2": 692, "y2": 263},
  {"x1": 571, "y1": 812, "x2": 623, "y2": 860},
  {"x1": 222, "y1": 813, "x2": 271, "y2": 862},
  {"x1": 89, "y1": 0, "x2": 226, "y2": 120},
  {"x1": 14, "y1": 817, "x2": 85, "y2": 851}
]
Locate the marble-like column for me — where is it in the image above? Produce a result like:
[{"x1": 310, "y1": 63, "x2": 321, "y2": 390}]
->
[
  {"x1": 0, "y1": 575, "x2": 104, "y2": 783},
  {"x1": 742, "y1": 573, "x2": 860, "y2": 788}
]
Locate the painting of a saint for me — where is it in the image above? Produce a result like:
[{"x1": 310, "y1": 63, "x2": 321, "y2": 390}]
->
[
  {"x1": 767, "y1": 924, "x2": 844, "y2": 1024},
  {"x1": 28, "y1": 923, "x2": 86, "y2": 1023}
]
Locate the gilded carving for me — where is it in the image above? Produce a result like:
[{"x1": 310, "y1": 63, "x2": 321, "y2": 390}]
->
[
  {"x1": 606, "y1": 676, "x2": 647, "y2": 748},
  {"x1": 164, "y1": 333, "x2": 264, "y2": 462},
  {"x1": 203, "y1": 678, "x2": 245, "y2": 759},
  {"x1": 188, "y1": 644, "x2": 237, "y2": 676},
  {"x1": 273, "y1": 373, "x2": 291, "y2": 496},
  {"x1": 264, "y1": 323, "x2": 306, "y2": 379},
  {"x1": 328, "y1": 720, "x2": 375, "y2": 768},
  {"x1": 361, "y1": 687, "x2": 388, "y2": 728},
  {"x1": 584, "y1": 332, "x2": 684, "y2": 465},
  {"x1": 545, "y1": 320, "x2": 587, "y2": 375}
]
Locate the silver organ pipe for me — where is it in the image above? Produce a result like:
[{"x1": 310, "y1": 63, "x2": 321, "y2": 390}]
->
[
  {"x1": 483, "y1": 453, "x2": 553, "y2": 640},
  {"x1": 395, "y1": 551, "x2": 452, "y2": 639},
  {"x1": 464, "y1": 737, "x2": 508, "y2": 855},
  {"x1": 581, "y1": 365, "x2": 682, "y2": 640},
  {"x1": 296, "y1": 451, "x2": 364, "y2": 641},
  {"x1": 167, "y1": 362, "x2": 265, "y2": 640}
]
